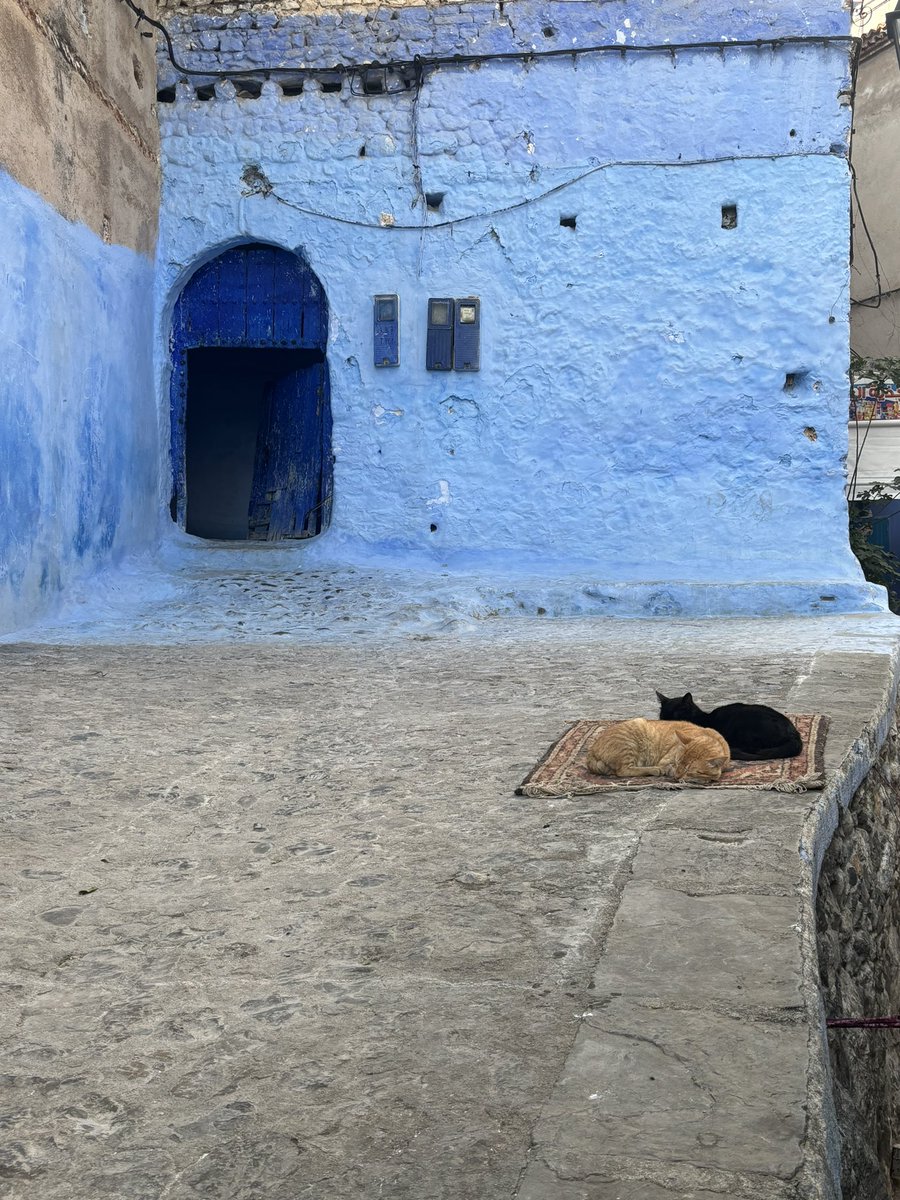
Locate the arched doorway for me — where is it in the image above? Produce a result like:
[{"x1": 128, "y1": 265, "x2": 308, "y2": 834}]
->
[{"x1": 170, "y1": 243, "x2": 333, "y2": 541}]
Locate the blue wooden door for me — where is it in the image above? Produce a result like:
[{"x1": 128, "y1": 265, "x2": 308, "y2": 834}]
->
[
  {"x1": 170, "y1": 243, "x2": 332, "y2": 539},
  {"x1": 248, "y1": 362, "x2": 332, "y2": 540}
]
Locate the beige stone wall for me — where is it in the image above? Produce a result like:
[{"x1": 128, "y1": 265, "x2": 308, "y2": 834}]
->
[
  {"x1": 0, "y1": 0, "x2": 160, "y2": 255},
  {"x1": 850, "y1": 38, "x2": 900, "y2": 359}
]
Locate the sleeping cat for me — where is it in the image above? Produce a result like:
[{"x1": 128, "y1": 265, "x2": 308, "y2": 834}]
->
[
  {"x1": 586, "y1": 718, "x2": 730, "y2": 783},
  {"x1": 655, "y1": 691, "x2": 801, "y2": 761}
]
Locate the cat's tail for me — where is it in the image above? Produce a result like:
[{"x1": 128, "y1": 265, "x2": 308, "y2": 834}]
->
[
  {"x1": 730, "y1": 734, "x2": 802, "y2": 762},
  {"x1": 585, "y1": 753, "x2": 608, "y2": 776}
]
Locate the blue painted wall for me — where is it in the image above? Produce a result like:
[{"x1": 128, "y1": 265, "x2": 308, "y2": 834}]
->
[
  {"x1": 156, "y1": 0, "x2": 885, "y2": 615},
  {"x1": 0, "y1": 169, "x2": 160, "y2": 633}
]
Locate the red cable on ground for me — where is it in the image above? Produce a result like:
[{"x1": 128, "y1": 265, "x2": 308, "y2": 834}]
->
[{"x1": 827, "y1": 1016, "x2": 900, "y2": 1029}]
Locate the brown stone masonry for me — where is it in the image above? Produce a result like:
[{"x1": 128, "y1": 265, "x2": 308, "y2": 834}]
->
[{"x1": 817, "y1": 708, "x2": 900, "y2": 1200}]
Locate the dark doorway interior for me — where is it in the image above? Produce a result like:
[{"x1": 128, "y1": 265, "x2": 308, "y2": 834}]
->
[{"x1": 185, "y1": 347, "x2": 325, "y2": 540}]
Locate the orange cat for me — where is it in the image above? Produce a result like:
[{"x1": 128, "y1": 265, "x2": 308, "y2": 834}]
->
[{"x1": 586, "y1": 719, "x2": 730, "y2": 784}]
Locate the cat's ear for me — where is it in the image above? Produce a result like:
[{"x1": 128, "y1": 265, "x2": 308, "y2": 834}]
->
[
  {"x1": 673, "y1": 728, "x2": 694, "y2": 745},
  {"x1": 708, "y1": 757, "x2": 727, "y2": 769},
  {"x1": 655, "y1": 690, "x2": 667, "y2": 704},
  {"x1": 683, "y1": 692, "x2": 693, "y2": 704}
]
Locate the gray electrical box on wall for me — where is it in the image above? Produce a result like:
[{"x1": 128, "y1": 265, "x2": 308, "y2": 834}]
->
[
  {"x1": 426, "y1": 298, "x2": 454, "y2": 371},
  {"x1": 373, "y1": 294, "x2": 399, "y2": 367},
  {"x1": 453, "y1": 298, "x2": 480, "y2": 371}
]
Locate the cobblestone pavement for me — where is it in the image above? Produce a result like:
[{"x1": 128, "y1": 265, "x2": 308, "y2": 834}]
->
[
  {"x1": 2, "y1": 562, "x2": 900, "y2": 1198},
  {"x1": 5, "y1": 537, "x2": 896, "y2": 648}
]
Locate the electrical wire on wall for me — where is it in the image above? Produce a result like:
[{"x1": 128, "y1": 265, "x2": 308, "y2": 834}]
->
[
  {"x1": 125, "y1": 0, "x2": 860, "y2": 244},
  {"x1": 123, "y1": 0, "x2": 877, "y2": 288},
  {"x1": 849, "y1": 38, "x2": 884, "y2": 311},
  {"x1": 118, "y1": 0, "x2": 867, "y2": 247},
  {"x1": 239, "y1": 148, "x2": 857, "y2": 233},
  {"x1": 118, "y1": 0, "x2": 852, "y2": 84}
]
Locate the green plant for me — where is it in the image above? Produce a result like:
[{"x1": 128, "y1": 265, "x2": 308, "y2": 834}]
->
[{"x1": 849, "y1": 487, "x2": 900, "y2": 598}]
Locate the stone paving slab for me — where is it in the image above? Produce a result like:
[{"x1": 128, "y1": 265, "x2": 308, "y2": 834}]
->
[
  {"x1": 530, "y1": 999, "x2": 808, "y2": 1178},
  {"x1": 593, "y1": 884, "x2": 804, "y2": 1009},
  {"x1": 1, "y1": 605, "x2": 899, "y2": 1198},
  {"x1": 627, "y1": 820, "x2": 804, "y2": 896}
]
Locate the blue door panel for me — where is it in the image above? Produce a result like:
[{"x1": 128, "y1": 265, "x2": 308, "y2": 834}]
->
[
  {"x1": 318, "y1": 364, "x2": 333, "y2": 532},
  {"x1": 217, "y1": 252, "x2": 248, "y2": 345},
  {"x1": 246, "y1": 246, "x2": 276, "y2": 344},
  {"x1": 170, "y1": 242, "x2": 332, "y2": 539},
  {"x1": 248, "y1": 362, "x2": 328, "y2": 540},
  {"x1": 184, "y1": 259, "x2": 219, "y2": 344},
  {"x1": 170, "y1": 352, "x2": 187, "y2": 524},
  {"x1": 301, "y1": 274, "x2": 323, "y2": 346},
  {"x1": 273, "y1": 252, "x2": 304, "y2": 344}
]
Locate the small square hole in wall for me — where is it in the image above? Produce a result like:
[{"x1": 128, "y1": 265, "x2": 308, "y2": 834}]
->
[
  {"x1": 721, "y1": 204, "x2": 738, "y2": 229},
  {"x1": 320, "y1": 75, "x2": 343, "y2": 93},
  {"x1": 156, "y1": 86, "x2": 176, "y2": 104},
  {"x1": 195, "y1": 84, "x2": 215, "y2": 101},
  {"x1": 425, "y1": 192, "x2": 445, "y2": 213},
  {"x1": 281, "y1": 81, "x2": 304, "y2": 97},
  {"x1": 362, "y1": 69, "x2": 386, "y2": 95},
  {"x1": 560, "y1": 215, "x2": 577, "y2": 230},
  {"x1": 233, "y1": 79, "x2": 263, "y2": 99},
  {"x1": 784, "y1": 370, "x2": 809, "y2": 393}
]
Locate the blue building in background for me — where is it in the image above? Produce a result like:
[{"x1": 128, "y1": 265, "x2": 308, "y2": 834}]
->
[
  {"x1": 153, "y1": 0, "x2": 881, "y2": 616},
  {"x1": 0, "y1": 0, "x2": 885, "y2": 631}
]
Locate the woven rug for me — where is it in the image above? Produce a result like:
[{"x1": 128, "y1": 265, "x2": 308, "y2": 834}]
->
[{"x1": 516, "y1": 714, "x2": 829, "y2": 797}]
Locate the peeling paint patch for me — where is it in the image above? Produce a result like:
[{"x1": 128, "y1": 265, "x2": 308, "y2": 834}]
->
[
  {"x1": 425, "y1": 480, "x2": 452, "y2": 508},
  {"x1": 372, "y1": 404, "x2": 404, "y2": 425}
]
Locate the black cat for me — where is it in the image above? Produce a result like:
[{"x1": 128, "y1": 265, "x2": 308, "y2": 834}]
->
[{"x1": 655, "y1": 691, "x2": 802, "y2": 761}]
